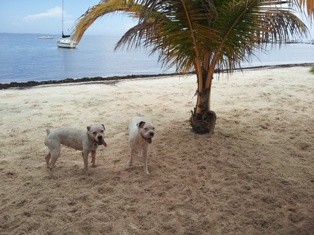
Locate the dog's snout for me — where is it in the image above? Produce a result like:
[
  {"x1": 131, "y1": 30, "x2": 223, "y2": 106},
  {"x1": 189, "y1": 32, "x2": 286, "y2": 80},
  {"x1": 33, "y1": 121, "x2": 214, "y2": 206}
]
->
[
  {"x1": 150, "y1": 132, "x2": 154, "y2": 137},
  {"x1": 97, "y1": 135, "x2": 103, "y2": 140}
]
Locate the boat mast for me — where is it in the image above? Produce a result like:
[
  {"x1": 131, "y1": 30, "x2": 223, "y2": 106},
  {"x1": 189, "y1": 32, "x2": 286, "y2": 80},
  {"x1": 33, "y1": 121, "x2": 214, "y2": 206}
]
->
[
  {"x1": 61, "y1": 0, "x2": 70, "y2": 38},
  {"x1": 61, "y1": 0, "x2": 64, "y2": 37}
]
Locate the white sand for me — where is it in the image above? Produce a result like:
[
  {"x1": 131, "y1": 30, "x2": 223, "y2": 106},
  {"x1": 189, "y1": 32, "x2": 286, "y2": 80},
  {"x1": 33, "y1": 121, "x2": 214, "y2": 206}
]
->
[{"x1": 0, "y1": 66, "x2": 313, "y2": 234}]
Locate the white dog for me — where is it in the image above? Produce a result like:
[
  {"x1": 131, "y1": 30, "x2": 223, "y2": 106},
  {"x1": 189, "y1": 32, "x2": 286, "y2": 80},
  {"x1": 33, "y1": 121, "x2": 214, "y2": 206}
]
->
[
  {"x1": 44, "y1": 124, "x2": 107, "y2": 175},
  {"x1": 128, "y1": 115, "x2": 155, "y2": 174}
]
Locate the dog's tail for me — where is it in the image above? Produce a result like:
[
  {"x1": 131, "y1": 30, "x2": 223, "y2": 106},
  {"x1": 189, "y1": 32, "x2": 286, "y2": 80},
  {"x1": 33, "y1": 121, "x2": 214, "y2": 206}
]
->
[{"x1": 46, "y1": 129, "x2": 50, "y2": 135}]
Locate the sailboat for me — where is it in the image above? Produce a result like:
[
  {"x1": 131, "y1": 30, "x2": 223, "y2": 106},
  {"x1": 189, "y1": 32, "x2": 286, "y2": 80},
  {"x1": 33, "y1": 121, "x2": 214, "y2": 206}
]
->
[{"x1": 57, "y1": 0, "x2": 77, "y2": 48}]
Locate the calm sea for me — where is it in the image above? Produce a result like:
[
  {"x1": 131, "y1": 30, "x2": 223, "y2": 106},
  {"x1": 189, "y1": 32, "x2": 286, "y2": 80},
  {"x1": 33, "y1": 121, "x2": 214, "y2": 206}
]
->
[{"x1": 0, "y1": 33, "x2": 313, "y2": 84}]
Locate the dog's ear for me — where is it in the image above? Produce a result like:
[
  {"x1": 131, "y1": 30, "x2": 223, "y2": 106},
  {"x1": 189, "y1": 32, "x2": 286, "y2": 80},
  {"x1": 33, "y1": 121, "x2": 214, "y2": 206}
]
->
[
  {"x1": 138, "y1": 121, "x2": 146, "y2": 128},
  {"x1": 87, "y1": 126, "x2": 91, "y2": 131},
  {"x1": 101, "y1": 124, "x2": 105, "y2": 130}
]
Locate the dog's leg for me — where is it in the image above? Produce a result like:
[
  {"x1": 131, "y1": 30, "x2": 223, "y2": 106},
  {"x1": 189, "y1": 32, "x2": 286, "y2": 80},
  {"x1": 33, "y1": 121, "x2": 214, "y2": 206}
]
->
[
  {"x1": 49, "y1": 149, "x2": 60, "y2": 169},
  {"x1": 45, "y1": 152, "x2": 55, "y2": 178},
  {"x1": 128, "y1": 147, "x2": 136, "y2": 166},
  {"x1": 45, "y1": 152, "x2": 51, "y2": 168},
  {"x1": 91, "y1": 150, "x2": 96, "y2": 167},
  {"x1": 82, "y1": 151, "x2": 89, "y2": 175},
  {"x1": 48, "y1": 149, "x2": 60, "y2": 177},
  {"x1": 142, "y1": 146, "x2": 149, "y2": 175}
]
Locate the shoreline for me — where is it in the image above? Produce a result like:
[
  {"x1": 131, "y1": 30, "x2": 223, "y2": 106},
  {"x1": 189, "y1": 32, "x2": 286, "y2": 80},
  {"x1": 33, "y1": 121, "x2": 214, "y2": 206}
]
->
[{"x1": 1, "y1": 62, "x2": 313, "y2": 90}]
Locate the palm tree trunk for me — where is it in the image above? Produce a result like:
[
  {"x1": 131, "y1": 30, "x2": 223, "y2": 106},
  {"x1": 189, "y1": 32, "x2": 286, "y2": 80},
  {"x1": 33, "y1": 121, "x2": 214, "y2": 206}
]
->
[{"x1": 190, "y1": 70, "x2": 216, "y2": 134}]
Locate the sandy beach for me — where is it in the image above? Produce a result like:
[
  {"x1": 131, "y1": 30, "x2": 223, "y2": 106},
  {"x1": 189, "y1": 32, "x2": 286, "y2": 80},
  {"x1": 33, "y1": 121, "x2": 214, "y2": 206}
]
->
[{"x1": 0, "y1": 66, "x2": 313, "y2": 234}]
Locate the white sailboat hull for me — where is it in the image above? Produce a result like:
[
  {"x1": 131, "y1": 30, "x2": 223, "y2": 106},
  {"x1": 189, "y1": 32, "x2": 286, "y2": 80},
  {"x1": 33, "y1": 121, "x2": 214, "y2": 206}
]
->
[
  {"x1": 57, "y1": 38, "x2": 77, "y2": 48},
  {"x1": 57, "y1": 0, "x2": 77, "y2": 49}
]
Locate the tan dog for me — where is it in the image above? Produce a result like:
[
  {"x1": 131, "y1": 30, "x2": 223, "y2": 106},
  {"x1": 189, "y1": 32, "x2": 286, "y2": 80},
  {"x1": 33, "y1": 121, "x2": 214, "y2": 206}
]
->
[
  {"x1": 44, "y1": 124, "x2": 107, "y2": 175},
  {"x1": 128, "y1": 115, "x2": 155, "y2": 174}
]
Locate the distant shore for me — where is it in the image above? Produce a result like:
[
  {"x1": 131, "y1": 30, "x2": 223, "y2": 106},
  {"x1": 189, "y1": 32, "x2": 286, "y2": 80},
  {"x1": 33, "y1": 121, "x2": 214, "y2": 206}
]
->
[{"x1": 1, "y1": 62, "x2": 313, "y2": 90}]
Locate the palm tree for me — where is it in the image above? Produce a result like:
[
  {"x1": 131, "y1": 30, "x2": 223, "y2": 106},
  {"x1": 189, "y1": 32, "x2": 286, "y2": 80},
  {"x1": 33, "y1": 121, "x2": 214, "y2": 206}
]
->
[
  {"x1": 299, "y1": 0, "x2": 314, "y2": 16},
  {"x1": 72, "y1": 0, "x2": 308, "y2": 134}
]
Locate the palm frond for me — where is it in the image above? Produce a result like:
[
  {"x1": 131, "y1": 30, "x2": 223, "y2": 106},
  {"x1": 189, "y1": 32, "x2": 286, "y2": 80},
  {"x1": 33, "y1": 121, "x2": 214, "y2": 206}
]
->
[
  {"x1": 72, "y1": 0, "x2": 140, "y2": 43},
  {"x1": 208, "y1": 0, "x2": 308, "y2": 73},
  {"x1": 117, "y1": 0, "x2": 218, "y2": 74},
  {"x1": 299, "y1": 0, "x2": 314, "y2": 16},
  {"x1": 73, "y1": 0, "x2": 309, "y2": 75}
]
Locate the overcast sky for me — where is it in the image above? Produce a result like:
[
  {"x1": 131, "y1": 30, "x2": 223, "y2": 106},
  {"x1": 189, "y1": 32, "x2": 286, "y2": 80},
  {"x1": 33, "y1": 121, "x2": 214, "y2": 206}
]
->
[{"x1": 0, "y1": 0, "x2": 313, "y2": 39}]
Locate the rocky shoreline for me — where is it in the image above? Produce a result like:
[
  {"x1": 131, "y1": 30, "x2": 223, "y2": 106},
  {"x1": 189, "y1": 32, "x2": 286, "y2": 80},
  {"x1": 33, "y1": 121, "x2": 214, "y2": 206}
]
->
[{"x1": 1, "y1": 63, "x2": 313, "y2": 90}]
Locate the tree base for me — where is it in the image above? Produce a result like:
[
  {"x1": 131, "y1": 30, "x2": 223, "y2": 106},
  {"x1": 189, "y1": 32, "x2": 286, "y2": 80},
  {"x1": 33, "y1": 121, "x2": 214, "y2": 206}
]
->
[{"x1": 190, "y1": 110, "x2": 217, "y2": 134}]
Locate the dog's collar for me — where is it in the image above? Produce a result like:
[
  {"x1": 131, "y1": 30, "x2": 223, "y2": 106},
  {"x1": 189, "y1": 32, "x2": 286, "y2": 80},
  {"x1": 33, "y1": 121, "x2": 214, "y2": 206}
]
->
[{"x1": 93, "y1": 139, "x2": 100, "y2": 145}]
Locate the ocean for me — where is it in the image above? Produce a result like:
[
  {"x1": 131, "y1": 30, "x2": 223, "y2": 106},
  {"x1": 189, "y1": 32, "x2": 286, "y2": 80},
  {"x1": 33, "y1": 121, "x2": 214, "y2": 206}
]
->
[{"x1": 0, "y1": 33, "x2": 313, "y2": 84}]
